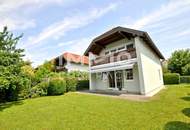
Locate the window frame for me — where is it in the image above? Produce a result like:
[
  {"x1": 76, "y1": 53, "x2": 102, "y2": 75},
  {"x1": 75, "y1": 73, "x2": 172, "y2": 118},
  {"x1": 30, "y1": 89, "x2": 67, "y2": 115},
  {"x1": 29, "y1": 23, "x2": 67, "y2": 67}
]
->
[{"x1": 125, "y1": 69, "x2": 133, "y2": 81}]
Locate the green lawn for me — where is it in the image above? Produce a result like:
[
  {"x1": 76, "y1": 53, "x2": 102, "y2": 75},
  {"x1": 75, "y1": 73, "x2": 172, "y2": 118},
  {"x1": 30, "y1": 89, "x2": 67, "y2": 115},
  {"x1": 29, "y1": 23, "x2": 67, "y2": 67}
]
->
[{"x1": 0, "y1": 84, "x2": 190, "y2": 130}]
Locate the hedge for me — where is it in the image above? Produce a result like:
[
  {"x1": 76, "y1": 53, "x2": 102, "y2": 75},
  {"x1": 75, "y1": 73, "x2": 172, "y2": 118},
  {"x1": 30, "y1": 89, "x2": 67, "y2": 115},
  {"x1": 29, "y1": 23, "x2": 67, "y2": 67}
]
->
[
  {"x1": 66, "y1": 77, "x2": 77, "y2": 92},
  {"x1": 47, "y1": 78, "x2": 66, "y2": 95},
  {"x1": 163, "y1": 73, "x2": 180, "y2": 84},
  {"x1": 180, "y1": 76, "x2": 190, "y2": 83},
  {"x1": 77, "y1": 80, "x2": 89, "y2": 90}
]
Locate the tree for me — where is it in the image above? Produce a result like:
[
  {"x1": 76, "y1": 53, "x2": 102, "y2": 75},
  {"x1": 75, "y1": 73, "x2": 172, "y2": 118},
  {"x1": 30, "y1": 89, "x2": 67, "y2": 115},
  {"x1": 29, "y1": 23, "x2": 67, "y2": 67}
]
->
[
  {"x1": 168, "y1": 49, "x2": 190, "y2": 75},
  {"x1": 182, "y1": 63, "x2": 190, "y2": 75},
  {"x1": 0, "y1": 27, "x2": 26, "y2": 102},
  {"x1": 34, "y1": 61, "x2": 54, "y2": 83}
]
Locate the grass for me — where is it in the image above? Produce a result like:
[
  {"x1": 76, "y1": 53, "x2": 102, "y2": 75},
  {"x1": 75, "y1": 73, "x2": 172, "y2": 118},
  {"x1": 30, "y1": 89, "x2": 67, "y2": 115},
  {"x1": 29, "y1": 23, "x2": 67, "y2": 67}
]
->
[{"x1": 0, "y1": 84, "x2": 190, "y2": 130}]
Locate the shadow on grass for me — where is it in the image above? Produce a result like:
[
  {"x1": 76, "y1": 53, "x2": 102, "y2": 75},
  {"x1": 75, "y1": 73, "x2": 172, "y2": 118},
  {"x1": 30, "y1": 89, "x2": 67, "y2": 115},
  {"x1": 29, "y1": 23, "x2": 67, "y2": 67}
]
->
[
  {"x1": 164, "y1": 121, "x2": 190, "y2": 130},
  {"x1": 0, "y1": 100, "x2": 23, "y2": 111},
  {"x1": 182, "y1": 108, "x2": 190, "y2": 117}
]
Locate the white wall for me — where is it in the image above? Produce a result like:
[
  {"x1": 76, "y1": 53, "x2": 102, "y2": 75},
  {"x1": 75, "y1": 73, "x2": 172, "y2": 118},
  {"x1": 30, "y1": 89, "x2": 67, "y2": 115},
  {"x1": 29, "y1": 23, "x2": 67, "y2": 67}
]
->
[
  {"x1": 123, "y1": 65, "x2": 140, "y2": 93},
  {"x1": 90, "y1": 73, "x2": 108, "y2": 90},
  {"x1": 135, "y1": 37, "x2": 164, "y2": 96},
  {"x1": 65, "y1": 62, "x2": 89, "y2": 72}
]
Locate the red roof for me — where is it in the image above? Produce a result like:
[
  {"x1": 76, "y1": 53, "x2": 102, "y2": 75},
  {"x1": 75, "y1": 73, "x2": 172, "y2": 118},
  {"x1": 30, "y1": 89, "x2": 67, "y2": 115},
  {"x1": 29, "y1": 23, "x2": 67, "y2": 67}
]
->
[{"x1": 63, "y1": 52, "x2": 89, "y2": 65}]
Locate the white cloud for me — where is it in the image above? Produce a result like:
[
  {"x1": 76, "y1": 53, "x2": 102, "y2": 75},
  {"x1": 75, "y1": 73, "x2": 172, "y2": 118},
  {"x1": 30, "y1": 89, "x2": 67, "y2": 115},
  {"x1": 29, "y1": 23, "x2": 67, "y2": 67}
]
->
[
  {"x1": 0, "y1": 0, "x2": 70, "y2": 31},
  {"x1": 0, "y1": 18, "x2": 36, "y2": 31},
  {"x1": 177, "y1": 29, "x2": 190, "y2": 36},
  {"x1": 58, "y1": 37, "x2": 93, "y2": 54},
  {"x1": 24, "y1": 3, "x2": 118, "y2": 48},
  {"x1": 127, "y1": 0, "x2": 190, "y2": 29}
]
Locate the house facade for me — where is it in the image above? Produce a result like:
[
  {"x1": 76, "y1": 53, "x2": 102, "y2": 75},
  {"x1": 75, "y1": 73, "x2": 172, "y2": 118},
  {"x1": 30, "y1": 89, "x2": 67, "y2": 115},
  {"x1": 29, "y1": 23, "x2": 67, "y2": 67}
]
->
[
  {"x1": 54, "y1": 52, "x2": 89, "y2": 72},
  {"x1": 84, "y1": 27, "x2": 165, "y2": 96}
]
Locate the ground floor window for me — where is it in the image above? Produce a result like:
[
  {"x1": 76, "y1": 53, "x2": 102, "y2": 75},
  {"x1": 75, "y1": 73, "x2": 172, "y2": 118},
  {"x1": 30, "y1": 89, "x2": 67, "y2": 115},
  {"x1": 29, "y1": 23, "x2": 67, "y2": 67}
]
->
[{"x1": 125, "y1": 69, "x2": 133, "y2": 80}]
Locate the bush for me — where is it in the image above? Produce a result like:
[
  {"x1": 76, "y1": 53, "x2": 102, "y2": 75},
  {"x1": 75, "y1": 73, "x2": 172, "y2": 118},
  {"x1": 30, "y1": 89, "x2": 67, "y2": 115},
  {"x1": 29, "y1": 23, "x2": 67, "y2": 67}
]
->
[
  {"x1": 66, "y1": 77, "x2": 77, "y2": 92},
  {"x1": 182, "y1": 63, "x2": 190, "y2": 75},
  {"x1": 180, "y1": 76, "x2": 190, "y2": 83},
  {"x1": 47, "y1": 78, "x2": 66, "y2": 95},
  {"x1": 77, "y1": 80, "x2": 89, "y2": 90},
  {"x1": 30, "y1": 81, "x2": 49, "y2": 98},
  {"x1": 163, "y1": 73, "x2": 180, "y2": 84}
]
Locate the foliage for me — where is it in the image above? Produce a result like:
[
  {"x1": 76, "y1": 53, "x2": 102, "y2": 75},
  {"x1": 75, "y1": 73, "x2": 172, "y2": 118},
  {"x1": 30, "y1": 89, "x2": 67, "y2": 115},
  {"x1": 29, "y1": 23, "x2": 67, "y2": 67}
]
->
[
  {"x1": 180, "y1": 76, "x2": 190, "y2": 83},
  {"x1": 47, "y1": 78, "x2": 66, "y2": 95},
  {"x1": 30, "y1": 81, "x2": 49, "y2": 98},
  {"x1": 21, "y1": 65, "x2": 35, "y2": 79},
  {"x1": 66, "y1": 76, "x2": 77, "y2": 92},
  {"x1": 162, "y1": 61, "x2": 170, "y2": 73},
  {"x1": 168, "y1": 49, "x2": 190, "y2": 75},
  {"x1": 163, "y1": 73, "x2": 180, "y2": 84},
  {"x1": 68, "y1": 71, "x2": 89, "y2": 80},
  {"x1": 0, "y1": 27, "x2": 27, "y2": 101},
  {"x1": 77, "y1": 80, "x2": 89, "y2": 90},
  {"x1": 182, "y1": 63, "x2": 190, "y2": 75}
]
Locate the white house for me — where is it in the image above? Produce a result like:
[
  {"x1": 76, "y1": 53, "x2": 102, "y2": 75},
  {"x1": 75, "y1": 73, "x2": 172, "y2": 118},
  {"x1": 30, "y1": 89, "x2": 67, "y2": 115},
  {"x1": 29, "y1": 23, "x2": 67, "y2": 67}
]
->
[
  {"x1": 54, "y1": 52, "x2": 89, "y2": 72},
  {"x1": 84, "y1": 26, "x2": 165, "y2": 96}
]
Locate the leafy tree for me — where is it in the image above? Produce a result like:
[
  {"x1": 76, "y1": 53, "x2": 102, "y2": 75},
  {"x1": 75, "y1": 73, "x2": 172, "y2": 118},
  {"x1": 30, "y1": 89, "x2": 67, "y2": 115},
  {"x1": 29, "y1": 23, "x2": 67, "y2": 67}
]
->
[
  {"x1": 34, "y1": 61, "x2": 54, "y2": 83},
  {"x1": 182, "y1": 63, "x2": 190, "y2": 75},
  {"x1": 168, "y1": 49, "x2": 190, "y2": 75},
  {"x1": 0, "y1": 27, "x2": 26, "y2": 101}
]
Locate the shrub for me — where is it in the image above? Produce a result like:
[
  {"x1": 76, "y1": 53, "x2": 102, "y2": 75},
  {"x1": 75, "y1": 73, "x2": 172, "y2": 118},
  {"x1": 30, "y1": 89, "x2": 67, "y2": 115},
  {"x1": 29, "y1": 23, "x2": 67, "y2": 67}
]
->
[
  {"x1": 66, "y1": 76, "x2": 77, "y2": 92},
  {"x1": 182, "y1": 63, "x2": 190, "y2": 75},
  {"x1": 180, "y1": 76, "x2": 190, "y2": 83},
  {"x1": 77, "y1": 80, "x2": 89, "y2": 90},
  {"x1": 30, "y1": 81, "x2": 49, "y2": 98},
  {"x1": 47, "y1": 78, "x2": 66, "y2": 95},
  {"x1": 163, "y1": 73, "x2": 180, "y2": 84}
]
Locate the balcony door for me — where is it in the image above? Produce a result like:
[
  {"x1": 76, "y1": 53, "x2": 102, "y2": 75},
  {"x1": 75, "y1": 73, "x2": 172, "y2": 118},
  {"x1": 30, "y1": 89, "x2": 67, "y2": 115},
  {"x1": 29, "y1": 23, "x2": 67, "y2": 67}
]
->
[{"x1": 108, "y1": 71, "x2": 123, "y2": 90}]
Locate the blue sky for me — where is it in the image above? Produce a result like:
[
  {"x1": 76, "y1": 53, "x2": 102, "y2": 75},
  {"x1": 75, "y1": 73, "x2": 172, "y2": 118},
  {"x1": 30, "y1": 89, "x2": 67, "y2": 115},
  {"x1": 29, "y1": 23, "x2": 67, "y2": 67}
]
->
[{"x1": 0, "y1": 0, "x2": 190, "y2": 66}]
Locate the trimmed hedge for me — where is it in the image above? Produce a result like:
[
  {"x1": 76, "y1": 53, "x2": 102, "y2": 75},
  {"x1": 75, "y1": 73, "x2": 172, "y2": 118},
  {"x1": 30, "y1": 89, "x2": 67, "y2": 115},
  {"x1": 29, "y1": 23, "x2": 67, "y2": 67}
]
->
[
  {"x1": 163, "y1": 73, "x2": 180, "y2": 84},
  {"x1": 30, "y1": 81, "x2": 49, "y2": 98},
  {"x1": 77, "y1": 80, "x2": 89, "y2": 90},
  {"x1": 47, "y1": 78, "x2": 66, "y2": 95},
  {"x1": 66, "y1": 77, "x2": 77, "y2": 92},
  {"x1": 180, "y1": 76, "x2": 190, "y2": 83}
]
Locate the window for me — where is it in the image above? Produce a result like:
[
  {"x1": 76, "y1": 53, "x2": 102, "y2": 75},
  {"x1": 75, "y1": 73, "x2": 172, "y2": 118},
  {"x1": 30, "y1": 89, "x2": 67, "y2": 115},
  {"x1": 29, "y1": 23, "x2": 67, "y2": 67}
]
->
[
  {"x1": 158, "y1": 69, "x2": 161, "y2": 80},
  {"x1": 126, "y1": 44, "x2": 134, "y2": 50},
  {"x1": 125, "y1": 69, "x2": 133, "y2": 80},
  {"x1": 118, "y1": 46, "x2": 125, "y2": 51},
  {"x1": 110, "y1": 49, "x2": 116, "y2": 53},
  {"x1": 105, "y1": 51, "x2": 109, "y2": 55}
]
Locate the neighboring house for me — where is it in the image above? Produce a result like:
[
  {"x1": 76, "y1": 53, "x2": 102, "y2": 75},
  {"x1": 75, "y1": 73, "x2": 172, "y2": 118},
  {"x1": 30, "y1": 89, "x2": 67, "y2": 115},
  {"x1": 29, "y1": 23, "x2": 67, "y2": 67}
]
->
[
  {"x1": 54, "y1": 52, "x2": 89, "y2": 72},
  {"x1": 84, "y1": 26, "x2": 165, "y2": 96}
]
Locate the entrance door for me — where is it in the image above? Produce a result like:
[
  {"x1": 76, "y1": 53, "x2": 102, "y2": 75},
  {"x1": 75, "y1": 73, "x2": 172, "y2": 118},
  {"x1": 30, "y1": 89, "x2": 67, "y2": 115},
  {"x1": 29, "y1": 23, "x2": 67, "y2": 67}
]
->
[{"x1": 115, "y1": 70, "x2": 123, "y2": 90}]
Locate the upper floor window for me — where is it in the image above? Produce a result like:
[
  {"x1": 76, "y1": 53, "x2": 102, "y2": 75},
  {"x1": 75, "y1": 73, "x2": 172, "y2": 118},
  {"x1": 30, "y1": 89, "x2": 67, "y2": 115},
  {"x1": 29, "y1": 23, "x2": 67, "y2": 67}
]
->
[
  {"x1": 118, "y1": 46, "x2": 125, "y2": 51},
  {"x1": 105, "y1": 51, "x2": 109, "y2": 55},
  {"x1": 125, "y1": 69, "x2": 133, "y2": 80},
  {"x1": 110, "y1": 49, "x2": 116, "y2": 53},
  {"x1": 126, "y1": 44, "x2": 134, "y2": 50}
]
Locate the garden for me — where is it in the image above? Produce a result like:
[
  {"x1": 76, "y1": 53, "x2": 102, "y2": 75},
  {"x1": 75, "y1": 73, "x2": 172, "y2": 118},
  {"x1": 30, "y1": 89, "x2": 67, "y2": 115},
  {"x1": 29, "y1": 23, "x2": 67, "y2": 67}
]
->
[{"x1": 0, "y1": 27, "x2": 89, "y2": 103}]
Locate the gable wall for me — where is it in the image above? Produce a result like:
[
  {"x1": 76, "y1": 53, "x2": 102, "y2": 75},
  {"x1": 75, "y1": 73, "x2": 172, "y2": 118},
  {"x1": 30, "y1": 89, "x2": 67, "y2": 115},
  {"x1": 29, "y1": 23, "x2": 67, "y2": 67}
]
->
[{"x1": 135, "y1": 37, "x2": 164, "y2": 96}]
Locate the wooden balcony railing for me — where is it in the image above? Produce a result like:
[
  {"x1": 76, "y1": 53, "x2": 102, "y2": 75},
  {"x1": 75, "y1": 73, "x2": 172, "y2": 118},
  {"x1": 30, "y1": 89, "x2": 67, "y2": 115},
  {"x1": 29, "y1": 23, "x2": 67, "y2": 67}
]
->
[{"x1": 91, "y1": 48, "x2": 136, "y2": 66}]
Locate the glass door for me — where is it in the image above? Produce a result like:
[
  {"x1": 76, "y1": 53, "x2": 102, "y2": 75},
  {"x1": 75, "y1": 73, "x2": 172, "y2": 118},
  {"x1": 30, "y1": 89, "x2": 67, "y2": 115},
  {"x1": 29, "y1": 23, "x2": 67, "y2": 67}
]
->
[
  {"x1": 108, "y1": 71, "x2": 115, "y2": 88},
  {"x1": 115, "y1": 70, "x2": 123, "y2": 90}
]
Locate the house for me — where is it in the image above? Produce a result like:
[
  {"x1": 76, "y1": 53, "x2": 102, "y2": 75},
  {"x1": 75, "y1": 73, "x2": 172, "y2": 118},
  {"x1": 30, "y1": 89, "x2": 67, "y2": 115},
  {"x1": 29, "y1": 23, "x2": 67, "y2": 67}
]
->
[
  {"x1": 54, "y1": 52, "x2": 89, "y2": 72},
  {"x1": 84, "y1": 26, "x2": 165, "y2": 96}
]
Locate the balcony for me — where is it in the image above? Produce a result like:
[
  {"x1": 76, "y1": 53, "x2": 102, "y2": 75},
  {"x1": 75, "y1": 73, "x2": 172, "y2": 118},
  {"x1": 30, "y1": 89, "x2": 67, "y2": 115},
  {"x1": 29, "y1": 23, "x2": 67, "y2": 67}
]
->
[{"x1": 91, "y1": 48, "x2": 137, "y2": 66}]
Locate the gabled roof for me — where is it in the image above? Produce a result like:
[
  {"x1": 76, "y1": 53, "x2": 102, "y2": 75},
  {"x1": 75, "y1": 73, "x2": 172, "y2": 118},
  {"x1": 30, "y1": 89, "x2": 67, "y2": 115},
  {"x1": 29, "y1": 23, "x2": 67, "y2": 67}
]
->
[
  {"x1": 84, "y1": 26, "x2": 165, "y2": 59},
  {"x1": 55, "y1": 52, "x2": 89, "y2": 65}
]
